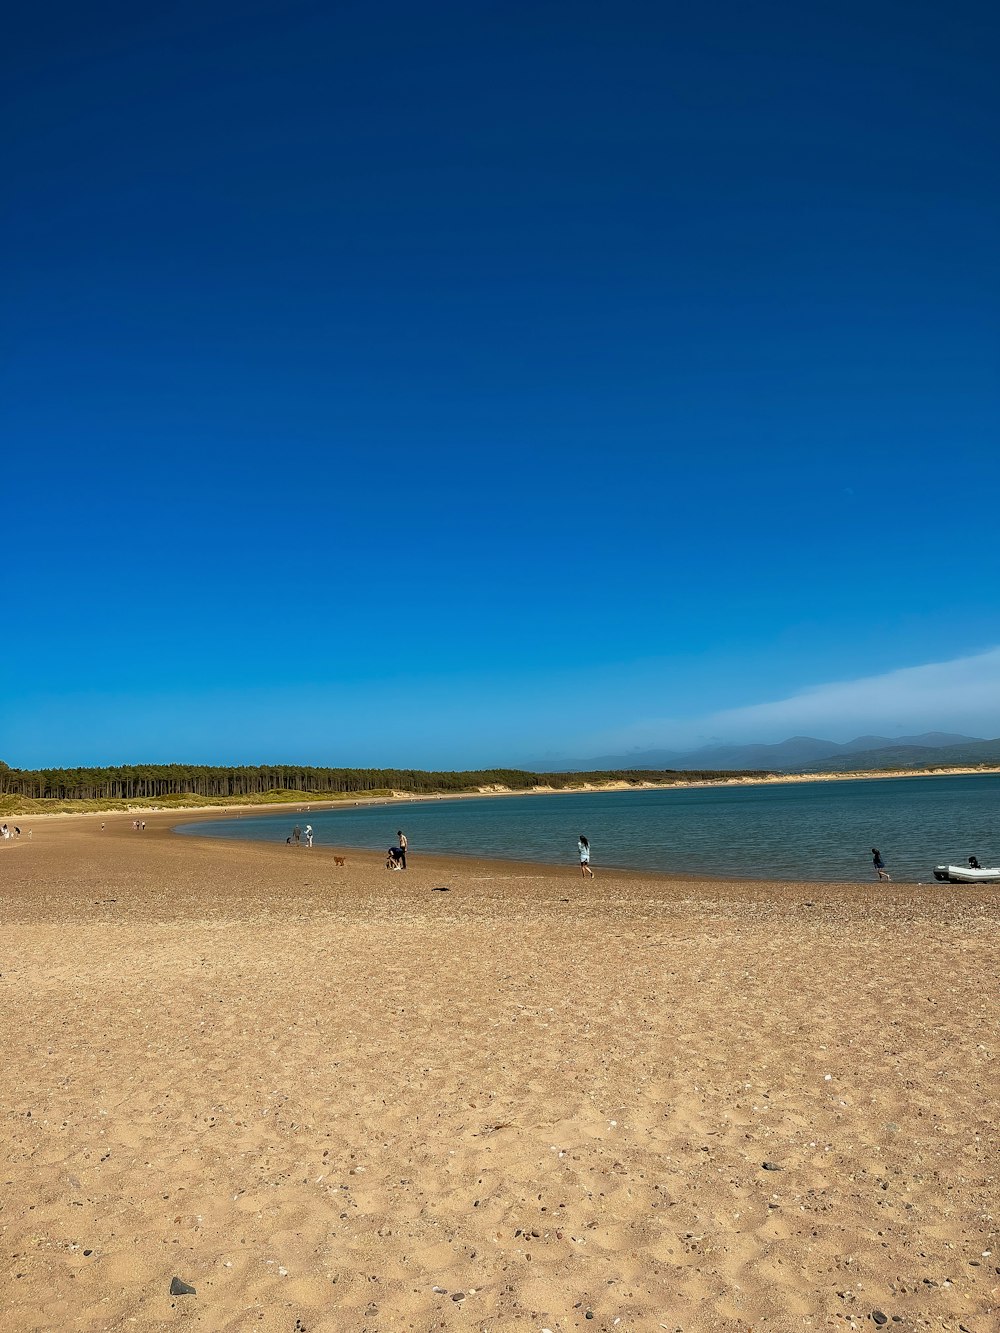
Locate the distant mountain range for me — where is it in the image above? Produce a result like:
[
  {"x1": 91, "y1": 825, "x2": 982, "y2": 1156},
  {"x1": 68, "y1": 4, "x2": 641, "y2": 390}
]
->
[{"x1": 561, "y1": 732, "x2": 1000, "y2": 773}]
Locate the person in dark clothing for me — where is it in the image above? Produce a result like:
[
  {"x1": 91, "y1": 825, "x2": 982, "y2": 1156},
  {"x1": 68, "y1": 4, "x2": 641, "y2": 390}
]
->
[{"x1": 872, "y1": 848, "x2": 890, "y2": 881}]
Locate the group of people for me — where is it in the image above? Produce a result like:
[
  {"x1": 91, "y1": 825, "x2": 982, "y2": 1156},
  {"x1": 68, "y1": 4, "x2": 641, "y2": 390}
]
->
[
  {"x1": 1, "y1": 823, "x2": 23, "y2": 840},
  {"x1": 386, "y1": 831, "x2": 408, "y2": 869},
  {"x1": 389, "y1": 831, "x2": 595, "y2": 875},
  {"x1": 277, "y1": 823, "x2": 598, "y2": 875},
  {"x1": 281, "y1": 823, "x2": 410, "y2": 863},
  {"x1": 390, "y1": 831, "x2": 595, "y2": 875}
]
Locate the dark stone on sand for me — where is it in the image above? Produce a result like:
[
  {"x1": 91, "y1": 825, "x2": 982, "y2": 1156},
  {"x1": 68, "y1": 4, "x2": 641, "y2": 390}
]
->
[
  {"x1": 762, "y1": 1161, "x2": 782, "y2": 1171},
  {"x1": 83, "y1": 1249, "x2": 92, "y2": 1257},
  {"x1": 452, "y1": 1292, "x2": 465, "y2": 1301},
  {"x1": 432, "y1": 886, "x2": 450, "y2": 892},
  {"x1": 169, "y1": 1277, "x2": 196, "y2": 1296},
  {"x1": 872, "y1": 1313, "x2": 888, "y2": 1327}
]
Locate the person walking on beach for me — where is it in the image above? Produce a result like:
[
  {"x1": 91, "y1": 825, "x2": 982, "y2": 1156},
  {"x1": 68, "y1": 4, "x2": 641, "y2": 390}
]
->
[
  {"x1": 578, "y1": 835, "x2": 594, "y2": 878},
  {"x1": 305, "y1": 824, "x2": 313, "y2": 848},
  {"x1": 397, "y1": 830, "x2": 407, "y2": 869},
  {"x1": 872, "y1": 847, "x2": 890, "y2": 881},
  {"x1": 292, "y1": 824, "x2": 301, "y2": 845}
]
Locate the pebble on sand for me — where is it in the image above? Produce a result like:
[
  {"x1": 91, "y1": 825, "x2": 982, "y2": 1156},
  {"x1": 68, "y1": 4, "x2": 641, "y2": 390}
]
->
[{"x1": 169, "y1": 1277, "x2": 196, "y2": 1296}]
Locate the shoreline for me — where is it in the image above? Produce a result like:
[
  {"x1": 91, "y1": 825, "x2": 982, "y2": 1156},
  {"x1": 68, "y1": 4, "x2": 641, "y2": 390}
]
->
[
  {"x1": 105, "y1": 793, "x2": 995, "y2": 887},
  {"x1": 4, "y1": 762, "x2": 999, "y2": 825},
  {"x1": 1, "y1": 802, "x2": 936, "y2": 888},
  {"x1": 6, "y1": 768, "x2": 998, "y2": 886}
]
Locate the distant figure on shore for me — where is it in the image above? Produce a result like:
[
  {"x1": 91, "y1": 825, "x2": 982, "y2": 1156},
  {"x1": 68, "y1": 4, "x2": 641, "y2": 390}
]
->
[
  {"x1": 292, "y1": 825, "x2": 301, "y2": 845},
  {"x1": 397, "y1": 830, "x2": 407, "y2": 869},
  {"x1": 969, "y1": 855, "x2": 981, "y2": 869},
  {"x1": 872, "y1": 848, "x2": 890, "y2": 881},
  {"x1": 305, "y1": 824, "x2": 313, "y2": 848},
  {"x1": 578, "y1": 835, "x2": 595, "y2": 878}
]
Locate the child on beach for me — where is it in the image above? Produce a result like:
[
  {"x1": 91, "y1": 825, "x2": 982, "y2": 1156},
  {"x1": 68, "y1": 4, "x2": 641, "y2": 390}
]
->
[
  {"x1": 872, "y1": 848, "x2": 890, "y2": 881},
  {"x1": 578, "y1": 835, "x2": 595, "y2": 878}
]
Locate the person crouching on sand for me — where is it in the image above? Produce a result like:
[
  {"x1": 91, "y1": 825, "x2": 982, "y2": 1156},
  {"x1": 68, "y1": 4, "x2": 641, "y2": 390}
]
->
[{"x1": 578, "y1": 835, "x2": 594, "y2": 878}]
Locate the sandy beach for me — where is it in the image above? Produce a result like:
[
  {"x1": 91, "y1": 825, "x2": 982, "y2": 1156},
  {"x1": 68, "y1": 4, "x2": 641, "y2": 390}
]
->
[{"x1": 2, "y1": 815, "x2": 996, "y2": 1332}]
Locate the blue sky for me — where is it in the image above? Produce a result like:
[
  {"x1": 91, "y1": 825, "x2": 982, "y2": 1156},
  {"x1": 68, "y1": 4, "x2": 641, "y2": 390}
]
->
[{"x1": 3, "y1": 1, "x2": 998, "y2": 769}]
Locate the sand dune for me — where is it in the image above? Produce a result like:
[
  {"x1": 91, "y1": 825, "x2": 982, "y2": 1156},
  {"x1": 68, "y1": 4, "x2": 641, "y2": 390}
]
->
[{"x1": 2, "y1": 815, "x2": 997, "y2": 1331}]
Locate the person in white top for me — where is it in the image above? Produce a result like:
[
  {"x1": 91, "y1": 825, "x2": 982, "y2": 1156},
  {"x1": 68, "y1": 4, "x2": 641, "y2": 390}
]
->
[
  {"x1": 305, "y1": 825, "x2": 314, "y2": 848},
  {"x1": 578, "y1": 835, "x2": 594, "y2": 878}
]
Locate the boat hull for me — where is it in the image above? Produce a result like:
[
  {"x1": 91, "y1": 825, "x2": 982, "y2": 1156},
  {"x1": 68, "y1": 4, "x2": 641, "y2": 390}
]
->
[{"x1": 933, "y1": 864, "x2": 1000, "y2": 884}]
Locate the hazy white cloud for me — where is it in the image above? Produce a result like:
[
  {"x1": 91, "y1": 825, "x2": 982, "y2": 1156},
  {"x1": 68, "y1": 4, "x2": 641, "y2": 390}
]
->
[{"x1": 601, "y1": 646, "x2": 1000, "y2": 752}]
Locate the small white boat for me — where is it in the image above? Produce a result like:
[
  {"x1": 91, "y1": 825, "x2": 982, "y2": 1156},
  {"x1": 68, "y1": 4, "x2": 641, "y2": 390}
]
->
[{"x1": 933, "y1": 864, "x2": 1000, "y2": 884}]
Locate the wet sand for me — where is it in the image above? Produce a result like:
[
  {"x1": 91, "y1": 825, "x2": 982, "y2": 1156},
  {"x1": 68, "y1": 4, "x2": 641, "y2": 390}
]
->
[{"x1": 2, "y1": 814, "x2": 997, "y2": 1331}]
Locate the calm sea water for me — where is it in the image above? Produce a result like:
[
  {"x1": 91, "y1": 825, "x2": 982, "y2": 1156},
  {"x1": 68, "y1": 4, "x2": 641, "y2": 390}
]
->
[{"x1": 174, "y1": 773, "x2": 1000, "y2": 882}]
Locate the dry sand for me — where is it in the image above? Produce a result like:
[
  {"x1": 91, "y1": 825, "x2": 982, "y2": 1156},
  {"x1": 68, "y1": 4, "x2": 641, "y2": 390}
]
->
[{"x1": 1, "y1": 815, "x2": 996, "y2": 1332}]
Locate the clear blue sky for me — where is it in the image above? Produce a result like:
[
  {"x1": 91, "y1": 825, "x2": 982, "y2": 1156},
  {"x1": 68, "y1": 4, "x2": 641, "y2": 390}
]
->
[{"x1": 3, "y1": 1, "x2": 998, "y2": 769}]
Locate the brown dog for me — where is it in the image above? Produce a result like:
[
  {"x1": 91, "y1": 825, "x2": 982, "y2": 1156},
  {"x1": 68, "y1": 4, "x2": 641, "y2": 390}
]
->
[{"x1": 333, "y1": 855, "x2": 346, "y2": 867}]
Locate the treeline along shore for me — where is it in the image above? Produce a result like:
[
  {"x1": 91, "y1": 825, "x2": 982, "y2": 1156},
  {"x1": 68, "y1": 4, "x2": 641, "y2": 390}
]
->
[{"x1": 0, "y1": 760, "x2": 773, "y2": 812}]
